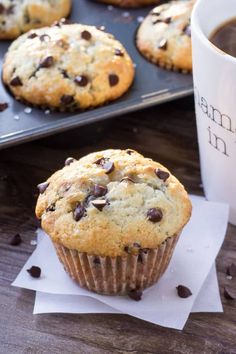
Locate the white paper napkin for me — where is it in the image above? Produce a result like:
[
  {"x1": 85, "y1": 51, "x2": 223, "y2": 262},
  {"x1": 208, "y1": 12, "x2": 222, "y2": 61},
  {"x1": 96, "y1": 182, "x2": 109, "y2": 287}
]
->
[
  {"x1": 33, "y1": 264, "x2": 223, "y2": 315},
  {"x1": 191, "y1": 264, "x2": 223, "y2": 313},
  {"x1": 13, "y1": 196, "x2": 228, "y2": 329}
]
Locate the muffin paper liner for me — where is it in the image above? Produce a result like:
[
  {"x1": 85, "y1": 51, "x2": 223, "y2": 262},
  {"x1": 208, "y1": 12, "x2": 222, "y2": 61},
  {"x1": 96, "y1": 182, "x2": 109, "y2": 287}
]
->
[
  {"x1": 136, "y1": 46, "x2": 192, "y2": 74},
  {"x1": 53, "y1": 233, "x2": 180, "y2": 295},
  {"x1": 3, "y1": 90, "x2": 132, "y2": 113}
]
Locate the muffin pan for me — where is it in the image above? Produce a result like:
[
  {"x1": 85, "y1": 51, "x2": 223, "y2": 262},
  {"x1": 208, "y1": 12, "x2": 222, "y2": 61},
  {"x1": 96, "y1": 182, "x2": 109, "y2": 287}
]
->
[{"x1": 0, "y1": 0, "x2": 193, "y2": 149}]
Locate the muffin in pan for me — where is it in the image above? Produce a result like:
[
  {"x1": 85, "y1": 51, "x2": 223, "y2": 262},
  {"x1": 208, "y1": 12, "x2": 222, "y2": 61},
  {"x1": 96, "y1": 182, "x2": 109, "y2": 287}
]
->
[
  {"x1": 136, "y1": 0, "x2": 195, "y2": 73},
  {"x1": 35, "y1": 149, "x2": 192, "y2": 296},
  {"x1": 95, "y1": 0, "x2": 160, "y2": 8},
  {"x1": 2, "y1": 22, "x2": 135, "y2": 111},
  {"x1": 0, "y1": 0, "x2": 72, "y2": 40}
]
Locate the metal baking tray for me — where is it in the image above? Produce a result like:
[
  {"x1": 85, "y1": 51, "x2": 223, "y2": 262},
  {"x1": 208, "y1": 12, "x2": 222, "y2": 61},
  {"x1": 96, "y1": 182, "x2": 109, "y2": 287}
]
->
[{"x1": 0, "y1": 0, "x2": 193, "y2": 149}]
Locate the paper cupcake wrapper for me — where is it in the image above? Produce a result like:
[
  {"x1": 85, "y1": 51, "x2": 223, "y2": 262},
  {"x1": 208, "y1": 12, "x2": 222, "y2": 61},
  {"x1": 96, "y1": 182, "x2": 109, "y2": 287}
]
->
[
  {"x1": 136, "y1": 46, "x2": 192, "y2": 74},
  {"x1": 53, "y1": 233, "x2": 180, "y2": 295},
  {"x1": 4, "y1": 84, "x2": 129, "y2": 113},
  {"x1": 3, "y1": 93, "x2": 82, "y2": 113}
]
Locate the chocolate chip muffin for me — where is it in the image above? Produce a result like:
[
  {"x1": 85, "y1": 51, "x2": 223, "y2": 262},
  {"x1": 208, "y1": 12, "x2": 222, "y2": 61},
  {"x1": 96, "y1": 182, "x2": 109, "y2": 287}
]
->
[
  {"x1": 35, "y1": 149, "x2": 192, "y2": 296},
  {"x1": 97, "y1": 0, "x2": 160, "y2": 8},
  {"x1": 2, "y1": 22, "x2": 135, "y2": 111},
  {"x1": 0, "y1": 0, "x2": 71, "y2": 40},
  {"x1": 136, "y1": 0, "x2": 195, "y2": 73}
]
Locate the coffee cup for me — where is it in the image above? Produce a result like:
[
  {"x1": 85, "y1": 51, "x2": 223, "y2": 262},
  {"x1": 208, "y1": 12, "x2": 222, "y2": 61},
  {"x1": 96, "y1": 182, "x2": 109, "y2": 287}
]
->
[{"x1": 191, "y1": 0, "x2": 236, "y2": 224}]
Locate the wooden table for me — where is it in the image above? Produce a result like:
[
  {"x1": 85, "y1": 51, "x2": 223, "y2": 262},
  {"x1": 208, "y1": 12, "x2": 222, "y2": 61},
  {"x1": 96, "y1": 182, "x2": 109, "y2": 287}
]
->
[{"x1": 1, "y1": 96, "x2": 235, "y2": 354}]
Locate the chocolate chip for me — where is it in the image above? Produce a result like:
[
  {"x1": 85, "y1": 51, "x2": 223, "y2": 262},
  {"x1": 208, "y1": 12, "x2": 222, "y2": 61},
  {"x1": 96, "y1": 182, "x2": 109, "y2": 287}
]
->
[
  {"x1": 94, "y1": 157, "x2": 106, "y2": 165},
  {"x1": 120, "y1": 176, "x2": 134, "y2": 183},
  {"x1": 164, "y1": 17, "x2": 172, "y2": 24},
  {"x1": 61, "y1": 95, "x2": 74, "y2": 105},
  {"x1": 64, "y1": 184, "x2": 71, "y2": 192},
  {"x1": 224, "y1": 287, "x2": 236, "y2": 300},
  {"x1": 93, "y1": 257, "x2": 101, "y2": 265},
  {"x1": 10, "y1": 233, "x2": 22, "y2": 246},
  {"x1": 153, "y1": 19, "x2": 162, "y2": 25},
  {"x1": 46, "y1": 203, "x2": 56, "y2": 212},
  {"x1": 92, "y1": 199, "x2": 107, "y2": 211},
  {"x1": 40, "y1": 56, "x2": 54, "y2": 68},
  {"x1": 73, "y1": 203, "x2": 86, "y2": 221},
  {"x1": 183, "y1": 24, "x2": 191, "y2": 37},
  {"x1": 176, "y1": 285, "x2": 192, "y2": 298},
  {"x1": 155, "y1": 168, "x2": 170, "y2": 182},
  {"x1": 81, "y1": 30, "x2": 92, "y2": 40},
  {"x1": 10, "y1": 76, "x2": 23, "y2": 86},
  {"x1": 37, "y1": 182, "x2": 49, "y2": 194},
  {"x1": 93, "y1": 184, "x2": 108, "y2": 197},
  {"x1": 103, "y1": 161, "x2": 115, "y2": 174},
  {"x1": 74, "y1": 75, "x2": 89, "y2": 87},
  {"x1": 0, "y1": 4, "x2": 5, "y2": 14},
  {"x1": 152, "y1": 15, "x2": 171, "y2": 25},
  {"x1": 128, "y1": 289, "x2": 142, "y2": 301},
  {"x1": 109, "y1": 74, "x2": 119, "y2": 87},
  {"x1": 124, "y1": 246, "x2": 129, "y2": 253},
  {"x1": 158, "y1": 38, "x2": 168, "y2": 50},
  {"x1": 126, "y1": 150, "x2": 134, "y2": 155},
  {"x1": 65, "y1": 157, "x2": 75, "y2": 166},
  {"x1": 0, "y1": 102, "x2": 8, "y2": 112},
  {"x1": 61, "y1": 69, "x2": 69, "y2": 78},
  {"x1": 28, "y1": 32, "x2": 38, "y2": 39},
  {"x1": 84, "y1": 194, "x2": 96, "y2": 207},
  {"x1": 226, "y1": 263, "x2": 236, "y2": 277},
  {"x1": 147, "y1": 208, "x2": 163, "y2": 222},
  {"x1": 151, "y1": 11, "x2": 160, "y2": 16},
  {"x1": 27, "y1": 266, "x2": 41, "y2": 278},
  {"x1": 115, "y1": 48, "x2": 124, "y2": 56},
  {"x1": 39, "y1": 34, "x2": 50, "y2": 42},
  {"x1": 94, "y1": 157, "x2": 114, "y2": 174}
]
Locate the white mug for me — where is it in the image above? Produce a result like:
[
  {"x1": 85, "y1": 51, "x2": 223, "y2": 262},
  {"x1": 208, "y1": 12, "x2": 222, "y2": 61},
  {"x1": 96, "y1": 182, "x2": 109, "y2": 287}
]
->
[{"x1": 191, "y1": 0, "x2": 236, "y2": 224}]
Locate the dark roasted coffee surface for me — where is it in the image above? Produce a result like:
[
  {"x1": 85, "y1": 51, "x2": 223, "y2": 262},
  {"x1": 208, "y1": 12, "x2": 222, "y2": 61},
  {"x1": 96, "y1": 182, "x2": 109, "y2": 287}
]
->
[{"x1": 210, "y1": 17, "x2": 236, "y2": 57}]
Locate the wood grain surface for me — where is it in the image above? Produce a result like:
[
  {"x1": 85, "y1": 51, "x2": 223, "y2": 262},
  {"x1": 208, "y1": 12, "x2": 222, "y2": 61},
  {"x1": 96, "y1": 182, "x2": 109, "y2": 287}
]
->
[{"x1": 0, "y1": 97, "x2": 235, "y2": 354}]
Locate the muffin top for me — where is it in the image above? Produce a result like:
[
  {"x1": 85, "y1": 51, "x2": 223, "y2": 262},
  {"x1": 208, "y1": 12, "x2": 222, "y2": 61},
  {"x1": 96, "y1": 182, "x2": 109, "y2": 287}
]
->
[
  {"x1": 36, "y1": 149, "x2": 192, "y2": 257},
  {"x1": 0, "y1": 0, "x2": 71, "y2": 39},
  {"x1": 136, "y1": 0, "x2": 195, "y2": 72},
  {"x1": 2, "y1": 22, "x2": 134, "y2": 110}
]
